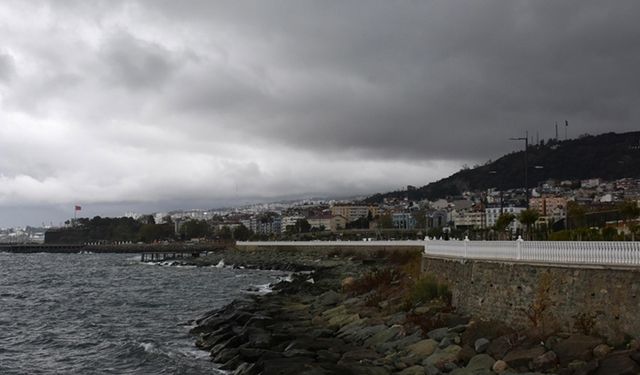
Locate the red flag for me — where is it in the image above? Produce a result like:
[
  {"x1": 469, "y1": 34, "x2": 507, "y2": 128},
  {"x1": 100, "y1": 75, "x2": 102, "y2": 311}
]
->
[{"x1": 75, "y1": 205, "x2": 82, "y2": 211}]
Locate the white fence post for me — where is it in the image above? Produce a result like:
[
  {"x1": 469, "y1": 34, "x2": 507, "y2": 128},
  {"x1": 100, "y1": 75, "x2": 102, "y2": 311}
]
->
[
  {"x1": 516, "y1": 235, "x2": 523, "y2": 261},
  {"x1": 464, "y1": 236, "x2": 469, "y2": 259}
]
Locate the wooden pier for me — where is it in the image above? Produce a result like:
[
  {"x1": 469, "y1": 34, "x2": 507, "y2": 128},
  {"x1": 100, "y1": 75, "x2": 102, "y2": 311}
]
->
[{"x1": 140, "y1": 250, "x2": 203, "y2": 262}]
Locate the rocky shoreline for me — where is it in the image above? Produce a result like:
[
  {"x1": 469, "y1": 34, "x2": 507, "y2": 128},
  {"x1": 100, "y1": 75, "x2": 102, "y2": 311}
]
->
[{"x1": 185, "y1": 248, "x2": 640, "y2": 375}]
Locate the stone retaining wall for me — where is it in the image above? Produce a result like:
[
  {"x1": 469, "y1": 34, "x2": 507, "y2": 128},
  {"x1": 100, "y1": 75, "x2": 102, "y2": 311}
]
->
[
  {"x1": 422, "y1": 256, "x2": 640, "y2": 344},
  {"x1": 236, "y1": 244, "x2": 424, "y2": 256}
]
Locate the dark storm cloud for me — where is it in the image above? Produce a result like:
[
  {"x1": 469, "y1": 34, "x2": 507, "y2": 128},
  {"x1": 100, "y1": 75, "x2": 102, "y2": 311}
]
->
[
  {"x1": 100, "y1": 32, "x2": 183, "y2": 91},
  {"x1": 141, "y1": 0, "x2": 640, "y2": 160}
]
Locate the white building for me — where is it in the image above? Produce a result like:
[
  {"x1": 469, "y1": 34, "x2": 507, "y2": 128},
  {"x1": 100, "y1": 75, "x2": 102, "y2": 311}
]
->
[
  {"x1": 486, "y1": 206, "x2": 525, "y2": 233},
  {"x1": 281, "y1": 216, "x2": 306, "y2": 233}
]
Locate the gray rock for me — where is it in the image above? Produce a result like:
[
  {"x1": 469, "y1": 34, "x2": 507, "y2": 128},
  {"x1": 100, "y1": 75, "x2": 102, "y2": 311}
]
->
[
  {"x1": 492, "y1": 359, "x2": 508, "y2": 373},
  {"x1": 595, "y1": 352, "x2": 640, "y2": 375},
  {"x1": 427, "y1": 327, "x2": 449, "y2": 341},
  {"x1": 424, "y1": 363, "x2": 442, "y2": 375},
  {"x1": 365, "y1": 325, "x2": 403, "y2": 347},
  {"x1": 397, "y1": 365, "x2": 427, "y2": 375},
  {"x1": 553, "y1": 335, "x2": 602, "y2": 365},
  {"x1": 573, "y1": 359, "x2": 599, "y2": 375},
  {"x1": 503, "y1": 346, "x2": 546, "y2": 369},
  {"x1": 439, "y1": 336, "x2": 454, "y2": 349},
  {"x1": 386, "y1": 312, "x2": 406, "y2": 326},
  {"x1": 592, "y1": 344, "x2": 611, "y2": 360},
  {"x1": 377, "y1": 331, "x2": 422, "y2": 353},
  {"x1": 317, "y1": 350, "x2": 341, "y2": 362},
  {"x1": 343, "y1": 324, "x2": 387, "y2": 343},
  {"x1": 474, "y1": 338, "x2": 491, "y2": 353},
  {"x1": 233, "y1": 362, "x2": 257, "y2": 375},
  {"x1": 414, "y1": 306, "x2": 433, "y2": 315},
  {"x1": 442, "y1": 361, "x2": 459, "y2": 372},
  {"x1": 341, "y1": 348, "x2": 379, "y2": 363},
  {"x1": 407, "y1": 339, "x2": 439, "y2": 357},
  {"x1": 532, "y1": 350, "x2": 557, "y2": 371},
  {"x1": 316, "y1": 290, "x2": 342, "y2": 306},
  {"x1": 423, "y1": 345, "x2": 462, "y2": 368},
  {"x1": 448, "y1": 324, "x2": 468, "y2": 334},
  {"x1": 467, "y1": 353, "x2": 496, "y2": 371},
  {"x1": 487, "y1": 335, "x2": 513, "y2": 360},
  {"x1": 450, "y1": 368, "x2": 492, "y2": 375}
]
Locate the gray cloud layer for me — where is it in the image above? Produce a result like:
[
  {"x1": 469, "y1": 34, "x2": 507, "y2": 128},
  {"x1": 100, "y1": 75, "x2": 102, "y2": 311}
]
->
[{"x1": 0, "y1": 1, "x2": 638, "y2": 226}]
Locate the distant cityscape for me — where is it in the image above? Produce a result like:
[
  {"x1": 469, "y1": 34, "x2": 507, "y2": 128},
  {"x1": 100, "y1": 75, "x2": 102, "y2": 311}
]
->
[{"x1": 2, "y1": 176, "x2": 632, "y2": 245}]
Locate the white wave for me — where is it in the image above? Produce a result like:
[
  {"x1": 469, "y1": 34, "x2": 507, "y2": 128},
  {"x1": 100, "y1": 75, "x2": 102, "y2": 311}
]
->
[
  {"x1": 246, "y1": 283, "x2": 273, "y2": 295},
  {"x1": 140, "y1": 342, "x2": 160, "y2": 354},
  {"x1": 277, "y1": 274, "x2": 294, "y2": 283},
  {"x1": 215, "y1": 259, "x2": 225, "y2": 268}
]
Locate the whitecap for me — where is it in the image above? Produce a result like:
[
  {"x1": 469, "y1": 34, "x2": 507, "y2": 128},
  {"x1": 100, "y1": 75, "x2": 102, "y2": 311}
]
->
[
  {"x1": 246, "y1": 283, "x2": 273, "y2": 295},
  {"x1": 140, "y1": 342, "x2": 159, "y2": 354}
]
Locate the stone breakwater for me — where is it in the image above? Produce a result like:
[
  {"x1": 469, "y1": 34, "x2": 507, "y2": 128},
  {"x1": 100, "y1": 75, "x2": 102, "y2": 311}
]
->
[{"x1": 186, "y1": 249, "x2": 640, "y2": 375}]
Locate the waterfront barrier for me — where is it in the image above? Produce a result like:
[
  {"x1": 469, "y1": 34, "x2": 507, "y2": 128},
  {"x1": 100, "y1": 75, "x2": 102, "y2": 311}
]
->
[
  {"x1": 425, "y1": 237, "x2": 640, "y2": 267},
  {"x1": 237, "y1": 239, "x2": 640, "y2": 267}
]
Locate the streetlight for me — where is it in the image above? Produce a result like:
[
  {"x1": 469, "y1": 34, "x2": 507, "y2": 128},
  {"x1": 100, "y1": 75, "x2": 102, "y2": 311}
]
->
[{"x1": 509, "y1": 132, "x2": 529, "y2": 208}]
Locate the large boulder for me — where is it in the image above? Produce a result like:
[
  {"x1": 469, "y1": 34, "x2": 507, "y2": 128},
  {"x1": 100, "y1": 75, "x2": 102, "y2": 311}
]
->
[
  {"x1": 531, "y1": 350, "x2": 557, "y2": 372},
  {"x1": 492, "y1": 360, "x2": 508, "y2": 373},
  {"x1": 594, "y1": 352, "x2": 640, "y2": 375},
  {"x1": 407, "y1": 339, "x2": 439, "y2": 357},
  {"x1": 502, "y1": 346, "x2": 546, "y2": 369},
  {"x1": 553, "y1": 335, "x2": 603, "y2": 365},
  {"x1": 423, "y1": 345, "x2": 462, "y2": 369},
  {"x1": 475, "y1": 338, "x2": 491, "y2": 353},
  {"x1": 365, "y1": 325, "x2": 403, "y2": 347},
  {"x1": 397, "y1": 365, "x2": 427, "y2": 375},
  {"x1": 466, "y1": 354, "x2": 496, "y2": 371},
  {"x1": 316, "y1": 290, "x2": 342, "y2": 307},
  {"x1": 487, "y1": 335, "x2": 513, "y2": 359},
  {"x1": 428, "y1": 327, "x2": 450, "y2": 341}
]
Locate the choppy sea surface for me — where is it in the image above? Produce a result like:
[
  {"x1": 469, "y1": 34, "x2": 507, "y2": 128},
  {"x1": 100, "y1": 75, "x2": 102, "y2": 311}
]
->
[{"x1": 0, "y1": 252, "x2": 288, "y2": 375}]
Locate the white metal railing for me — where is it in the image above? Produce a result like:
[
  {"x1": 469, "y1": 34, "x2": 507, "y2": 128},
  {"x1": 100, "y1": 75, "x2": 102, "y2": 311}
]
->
[
  {"x1": 235, "y1": 240, "x2": 425, "y2": 247},
  {"x1": 425, "y1": 237, "x2": 640, "y2": 267}
]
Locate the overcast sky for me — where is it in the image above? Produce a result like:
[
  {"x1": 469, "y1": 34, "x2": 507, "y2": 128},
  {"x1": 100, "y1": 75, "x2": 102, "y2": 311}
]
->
[{"x1": 1, "y1": 1, "x2": 639, "y2": 227}]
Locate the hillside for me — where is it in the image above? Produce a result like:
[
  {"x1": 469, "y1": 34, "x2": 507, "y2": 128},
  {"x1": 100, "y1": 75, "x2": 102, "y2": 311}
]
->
[{"x1": 365, "y1": 131, "x2": 640, "y2": 203}]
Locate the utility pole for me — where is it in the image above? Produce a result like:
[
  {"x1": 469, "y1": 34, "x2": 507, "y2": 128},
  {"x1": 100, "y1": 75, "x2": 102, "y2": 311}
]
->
[
  {"x1": 565, "y1": 120, "x2": 568, "y2": 140},
  {"x1": 555, "y1": 122, "x2": 558, "y2": 140},
  {"x1": 509, "y1": 131, "x2": 529, "y2": 209}
]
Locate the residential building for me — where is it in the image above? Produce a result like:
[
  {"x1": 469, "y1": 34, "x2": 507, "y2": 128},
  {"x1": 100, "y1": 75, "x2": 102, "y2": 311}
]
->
[
  {"x1": 281, "y1": 215, "x2": 305, "y2": 233},
  {"x1": 392, "y1": 213, "x2": 416, "y2": 230},
  {"x1": 486, "y1": 206, "x2": 525, "y2": 232},
  {"x1": 330, "y1": 205, "x2": 379, "y2": 222},
  {"x1": 307, "y1": 213, "x2": 332, "y2": 231},
  {"x1": 426, "y1": 210, "x2": 449, "y2": 229},
  {"x1": 529, "y1": 197, "x2": 567, "y2": 216},
  {"x1": 330, "y1": 215, "x2": 347, "y2": 232},
  {"x1": 452, "y1": 210, "x2": 486, "y2": 229}
]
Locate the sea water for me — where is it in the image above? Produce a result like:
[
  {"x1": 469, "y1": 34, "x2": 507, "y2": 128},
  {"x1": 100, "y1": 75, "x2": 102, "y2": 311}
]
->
[{"x1": 0, "y1": 252, "x2": 288, "y2": 374}]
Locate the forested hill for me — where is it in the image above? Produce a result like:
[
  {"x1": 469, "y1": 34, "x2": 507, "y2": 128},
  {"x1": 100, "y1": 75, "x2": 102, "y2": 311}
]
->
[{"x1": 364, "y1": 131, "x2": 640, "y2": 203}]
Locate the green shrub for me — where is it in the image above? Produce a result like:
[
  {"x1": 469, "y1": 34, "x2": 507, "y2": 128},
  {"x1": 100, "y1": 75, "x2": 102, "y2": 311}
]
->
[
  {"x1": 405, "y1": 274, "x2": 451, "y2": 308},
  {"x1": 344, "y1": 268, "x2": 401, "y2": 295}
]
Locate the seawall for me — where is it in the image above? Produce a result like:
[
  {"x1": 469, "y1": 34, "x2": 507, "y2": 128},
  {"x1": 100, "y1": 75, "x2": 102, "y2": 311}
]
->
[
  {"x1": 235, "y1": 241, "x2": 424, "y2": 256},
  {"x1": 422, "y1": 255, "x2": 640, "y2": 344}
]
